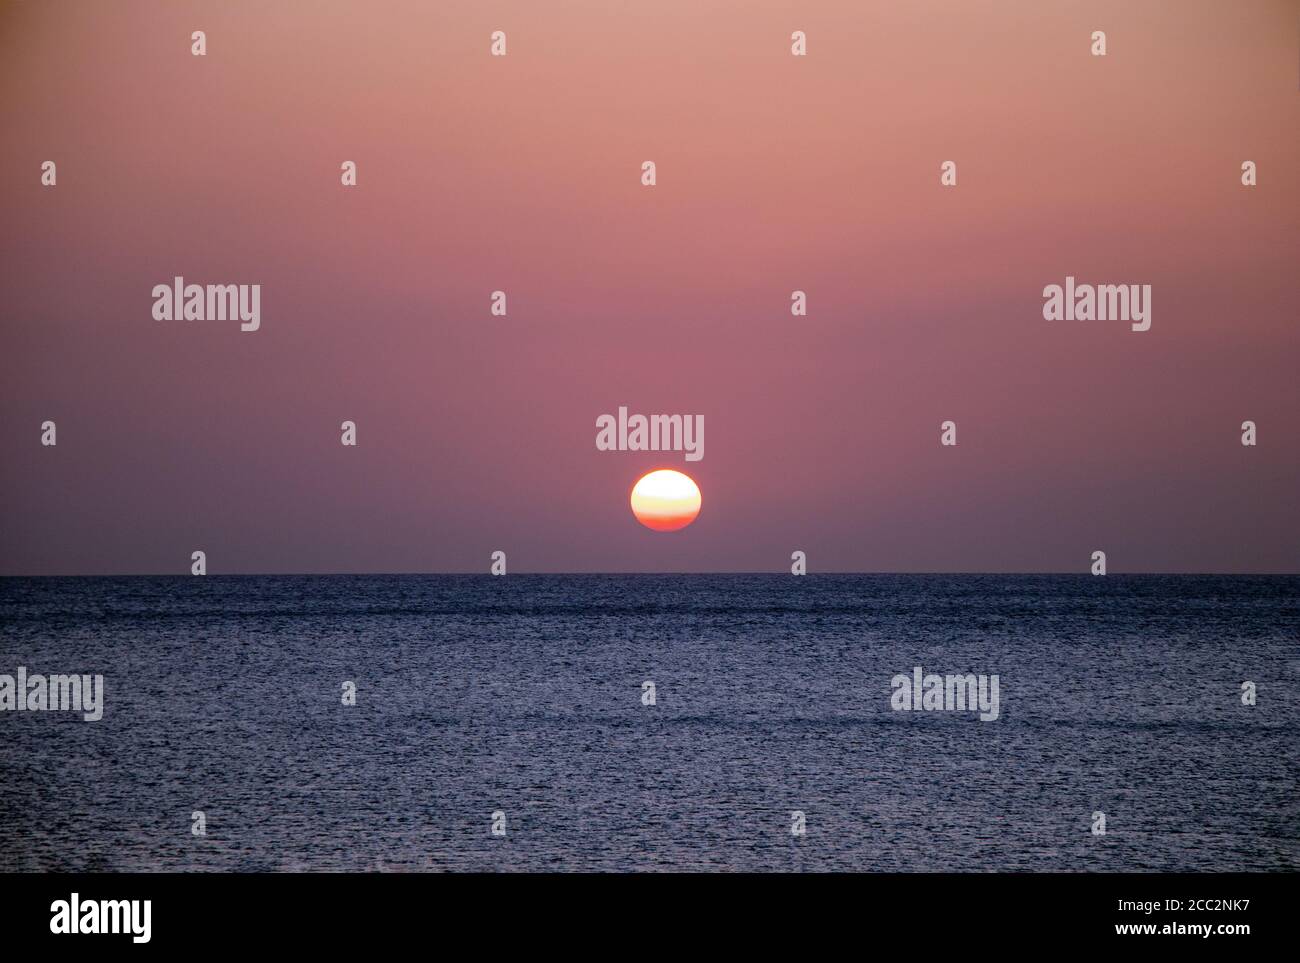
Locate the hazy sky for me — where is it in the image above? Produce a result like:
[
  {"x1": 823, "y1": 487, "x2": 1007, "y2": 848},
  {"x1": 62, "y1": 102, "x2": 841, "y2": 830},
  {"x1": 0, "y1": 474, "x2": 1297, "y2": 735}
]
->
[{"x1": 1, "y1": 0, "x2": 1297, "y2": 574}]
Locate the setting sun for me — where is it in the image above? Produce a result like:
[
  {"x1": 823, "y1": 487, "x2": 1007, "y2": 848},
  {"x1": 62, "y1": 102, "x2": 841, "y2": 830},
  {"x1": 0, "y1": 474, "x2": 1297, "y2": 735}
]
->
[{"x1": 630, "y1": 469, "x2": 702, "y2": 532}]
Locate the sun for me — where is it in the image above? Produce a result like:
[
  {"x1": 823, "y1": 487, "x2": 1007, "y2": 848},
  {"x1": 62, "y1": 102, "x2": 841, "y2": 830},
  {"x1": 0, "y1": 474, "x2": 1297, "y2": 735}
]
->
[{"x1": 630, "y1": 469, "x2": 702, "y2": 532}]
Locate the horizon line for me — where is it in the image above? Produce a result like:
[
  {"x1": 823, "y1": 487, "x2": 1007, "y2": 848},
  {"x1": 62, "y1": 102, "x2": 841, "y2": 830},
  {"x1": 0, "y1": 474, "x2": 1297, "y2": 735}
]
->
[{"x1": 2, "y1": 570, "x2": 1297, "y2": 579}]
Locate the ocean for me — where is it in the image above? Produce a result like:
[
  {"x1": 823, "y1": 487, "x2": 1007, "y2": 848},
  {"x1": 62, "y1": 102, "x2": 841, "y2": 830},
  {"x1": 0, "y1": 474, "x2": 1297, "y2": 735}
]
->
[{"x1": 1, "y1": 574, "x2": 1296, "y2": 872}]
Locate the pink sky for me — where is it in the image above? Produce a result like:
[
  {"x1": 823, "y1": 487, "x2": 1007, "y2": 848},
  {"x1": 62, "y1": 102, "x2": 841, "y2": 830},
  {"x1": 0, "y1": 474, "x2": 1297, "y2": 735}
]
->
[{"x1": 1, "y1": 0, "x2": 1297, "y2": 573}]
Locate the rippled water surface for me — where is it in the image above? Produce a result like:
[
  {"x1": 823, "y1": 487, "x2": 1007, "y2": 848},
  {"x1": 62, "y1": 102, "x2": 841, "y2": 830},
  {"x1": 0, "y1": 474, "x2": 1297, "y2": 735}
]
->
[{"x1": 1, "y1": 574, "x2": 1296, "y2": 871}]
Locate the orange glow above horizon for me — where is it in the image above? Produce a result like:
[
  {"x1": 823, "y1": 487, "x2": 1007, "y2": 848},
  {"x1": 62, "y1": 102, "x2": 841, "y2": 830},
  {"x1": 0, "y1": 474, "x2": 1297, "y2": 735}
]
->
[{"x1": 630, "y1": 469, "x2": 701, "y2": 532}]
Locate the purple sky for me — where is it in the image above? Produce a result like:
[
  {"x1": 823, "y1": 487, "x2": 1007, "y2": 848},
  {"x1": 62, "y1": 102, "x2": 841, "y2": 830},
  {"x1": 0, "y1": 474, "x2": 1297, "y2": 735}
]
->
[{"x1": 1, "y1": 0, "x2": 1297, "y2": 574}]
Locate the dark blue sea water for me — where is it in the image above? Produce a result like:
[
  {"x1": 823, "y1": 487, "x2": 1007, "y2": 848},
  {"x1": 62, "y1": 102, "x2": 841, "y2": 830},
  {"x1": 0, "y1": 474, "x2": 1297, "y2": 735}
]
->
[{"x1": 1, "y1": 575, "x2": 1296, "y2": 872}]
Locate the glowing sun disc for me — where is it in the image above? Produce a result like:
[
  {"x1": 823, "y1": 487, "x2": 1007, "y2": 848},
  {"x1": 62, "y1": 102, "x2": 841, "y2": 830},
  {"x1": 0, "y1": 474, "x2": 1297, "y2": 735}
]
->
[{"x1": 630, "y1": 469, "x2": 702, "y2": 532}]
